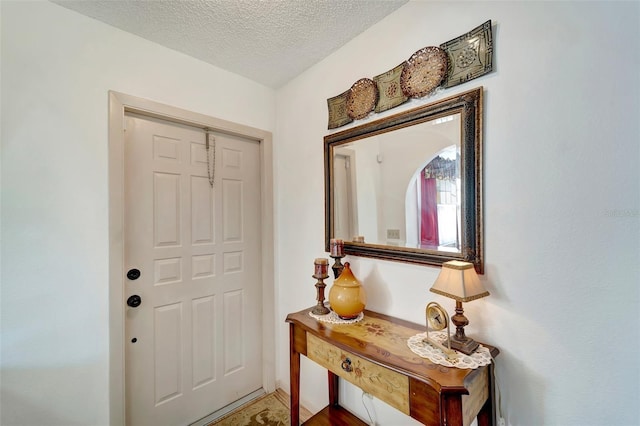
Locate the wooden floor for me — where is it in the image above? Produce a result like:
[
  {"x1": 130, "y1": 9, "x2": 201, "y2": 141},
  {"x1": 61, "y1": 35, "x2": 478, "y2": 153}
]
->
[{"x1": 302, "y1": 405, "x2": 368, "y2": 425}]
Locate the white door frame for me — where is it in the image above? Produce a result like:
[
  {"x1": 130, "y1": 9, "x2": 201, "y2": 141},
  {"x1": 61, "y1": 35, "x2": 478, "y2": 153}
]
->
[{"x1": 108, "y1": 91, "x2": 275, "y2": 425}]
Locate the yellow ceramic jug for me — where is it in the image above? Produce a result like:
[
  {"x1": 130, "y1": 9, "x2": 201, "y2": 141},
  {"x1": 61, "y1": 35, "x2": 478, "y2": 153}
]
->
[{"x1": 329, "y1": 262, "x2": 366, "y2": 319}]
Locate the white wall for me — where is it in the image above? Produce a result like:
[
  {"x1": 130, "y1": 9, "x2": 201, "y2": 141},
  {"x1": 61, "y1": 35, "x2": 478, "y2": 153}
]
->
[
  {"x1": 0, "y1": 2, "x2": 275, "y2": 425},
  {"x1": 275, "y1": 1, "x2": 639, "y2": 425}
]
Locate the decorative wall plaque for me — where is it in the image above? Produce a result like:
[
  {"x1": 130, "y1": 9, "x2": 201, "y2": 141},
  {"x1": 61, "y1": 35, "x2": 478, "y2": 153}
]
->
[
  {"x1": 325, "y1": 20, "x2": 495, "y2": 129},
  {"x1": 440, "y1": 20, "x2": 493, "y2": 89},
  {"x1": 346, "y1": 78, "x2": 378, "y2": 120},
  {"x1": 373, "y1": 63, "x2": 408, "y2": 113},
  {"x1": 400, "y1": 46, "x2": 448, "y2": 98},
  {"x1": 327, "y1": 89, "x2": 353, "y2": 129}
]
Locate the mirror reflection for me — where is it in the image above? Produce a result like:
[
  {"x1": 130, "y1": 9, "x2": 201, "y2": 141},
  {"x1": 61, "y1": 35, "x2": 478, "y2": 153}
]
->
[
  {"x1": 333, "y1": 113, "x2": 462, "y2": 252},
  {"x1": 325, "y1": 87, "x2": 483, "y2": 272}
]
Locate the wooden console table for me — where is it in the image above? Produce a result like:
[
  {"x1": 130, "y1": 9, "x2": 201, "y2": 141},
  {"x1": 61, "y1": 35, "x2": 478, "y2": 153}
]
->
[{"x1": 286, "y1": 307, "x2": 499, "y2": 426}]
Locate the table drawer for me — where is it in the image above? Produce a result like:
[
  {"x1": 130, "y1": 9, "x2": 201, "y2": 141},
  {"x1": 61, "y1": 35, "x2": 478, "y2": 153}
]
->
[{"x1": 307, "y1": 333, "x2": 410, "y2": 414}]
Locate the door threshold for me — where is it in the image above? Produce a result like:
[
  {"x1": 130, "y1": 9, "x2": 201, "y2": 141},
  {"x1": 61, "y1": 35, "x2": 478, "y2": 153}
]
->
[{"x1": 190, "y1": 388, "x2": 266, "y2": 426}]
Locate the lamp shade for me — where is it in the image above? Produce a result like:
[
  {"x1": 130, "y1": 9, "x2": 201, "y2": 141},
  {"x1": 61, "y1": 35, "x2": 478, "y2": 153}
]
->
[{"x1": 430, "y1": 260, "x2": 489, "y2": 302}]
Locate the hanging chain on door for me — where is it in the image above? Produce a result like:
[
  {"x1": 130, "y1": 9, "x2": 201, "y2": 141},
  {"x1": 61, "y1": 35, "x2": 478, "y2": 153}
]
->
[{"x1": 205, "y1": 131, "x2": 216, "y2": 188}]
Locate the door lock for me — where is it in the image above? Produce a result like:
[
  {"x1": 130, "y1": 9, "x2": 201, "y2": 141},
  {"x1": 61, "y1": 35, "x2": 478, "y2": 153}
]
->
[{"x1": 127, "y1": 295, "x2": 142, "y2": 308}]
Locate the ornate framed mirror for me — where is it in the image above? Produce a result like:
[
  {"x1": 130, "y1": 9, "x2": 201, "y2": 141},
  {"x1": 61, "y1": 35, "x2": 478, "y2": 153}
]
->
[{"x1": 324, "y1": 87, "x2": 484, "y2": 272}]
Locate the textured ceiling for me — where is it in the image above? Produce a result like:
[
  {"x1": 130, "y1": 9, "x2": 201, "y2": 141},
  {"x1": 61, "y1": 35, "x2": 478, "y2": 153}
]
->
[{"x1": 51, "y1": 0, "x2": 408, "y2": 88}]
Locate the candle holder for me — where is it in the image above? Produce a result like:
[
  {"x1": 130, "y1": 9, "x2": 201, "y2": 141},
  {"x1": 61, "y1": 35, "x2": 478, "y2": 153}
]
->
[
  {"x1": 329, "y1": 239, "x2": 345, "y2": 278},
  {"x1": 312, "y1": 258, "x2": 330, "y2": 315},
  {"x1": 311, "y1": 273, "x2": 330, "y2": 315},
  {"x1": 330, "y1": 254, "x2": 345, "y2": 279}
]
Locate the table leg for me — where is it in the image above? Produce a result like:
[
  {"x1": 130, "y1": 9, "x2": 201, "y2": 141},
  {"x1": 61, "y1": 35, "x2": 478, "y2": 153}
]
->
[
  {"x1": 328, "y1": 370, "x2": 339, "y2": 406},
  {"x1": 443, "y1": 395, "x2": 463, "y2": 426},
  {"x1": 289, "y1": 324, "x2": 300, "y2": 426},
  {"x1": 477, "y1": 400, "x2": 492, "y2": 426}
]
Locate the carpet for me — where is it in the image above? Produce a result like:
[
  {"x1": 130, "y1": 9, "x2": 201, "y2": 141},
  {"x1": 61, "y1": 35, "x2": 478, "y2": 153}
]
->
[{"x1": 207, "y1": 389, "x2": 309, "y2": 426}]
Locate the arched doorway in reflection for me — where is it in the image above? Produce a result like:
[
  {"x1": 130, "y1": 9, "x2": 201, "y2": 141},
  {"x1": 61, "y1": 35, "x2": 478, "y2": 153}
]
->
[{"x1": 405, "y1": 145, "x2": 461, "y2": 251}]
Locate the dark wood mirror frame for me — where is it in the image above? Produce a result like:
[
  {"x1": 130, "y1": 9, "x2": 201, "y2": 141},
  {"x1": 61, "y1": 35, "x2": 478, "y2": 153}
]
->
[{"x1": 324, "y1": 87, "x2": 484, "y2": 273}]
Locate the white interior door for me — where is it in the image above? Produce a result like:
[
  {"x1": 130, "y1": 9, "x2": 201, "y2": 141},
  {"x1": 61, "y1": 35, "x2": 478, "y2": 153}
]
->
[
  {"x1": 333, "y1": 150, "x2": 357, "y2": 240},
  {"x1": 124, "y1": 114, "x2": 262, "y2": 426}
]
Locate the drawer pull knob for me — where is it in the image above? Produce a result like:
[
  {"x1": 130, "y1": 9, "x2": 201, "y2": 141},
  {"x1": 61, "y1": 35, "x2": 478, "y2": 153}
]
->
[{"x1": 341, "y1": 358, "x2": 353, "y2": 372}]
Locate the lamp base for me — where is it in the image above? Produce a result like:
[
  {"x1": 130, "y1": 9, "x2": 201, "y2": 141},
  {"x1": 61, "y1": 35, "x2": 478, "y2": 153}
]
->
[{"x1": 450, "y1": 336, "x2": 479, "y2": 355}]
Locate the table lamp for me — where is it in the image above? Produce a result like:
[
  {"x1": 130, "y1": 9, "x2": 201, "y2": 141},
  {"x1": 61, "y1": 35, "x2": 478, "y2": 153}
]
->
[{"x1": 430, "y1": 260, "x2": 489, "y2": 355}]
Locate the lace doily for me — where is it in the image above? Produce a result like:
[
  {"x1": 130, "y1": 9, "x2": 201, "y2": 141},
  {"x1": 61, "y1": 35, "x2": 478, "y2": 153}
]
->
[
  {"x1": 309, "y1": 310, "x2": 364, "y2": 324},
  {"x1": 407, "y1": 332, "x2": 492, "y2": 369}
]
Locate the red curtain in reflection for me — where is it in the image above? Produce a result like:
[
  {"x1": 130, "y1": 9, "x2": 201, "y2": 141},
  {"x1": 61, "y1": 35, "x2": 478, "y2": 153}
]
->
[{"x1": 420, "y1": 176, "x2": 439, "y2": 248}]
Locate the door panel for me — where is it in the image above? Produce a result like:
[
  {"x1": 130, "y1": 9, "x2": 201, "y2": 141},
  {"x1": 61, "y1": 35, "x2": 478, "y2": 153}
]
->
[{"x1": 192, "y1": 295, "x2": 216, "y2": 389}]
